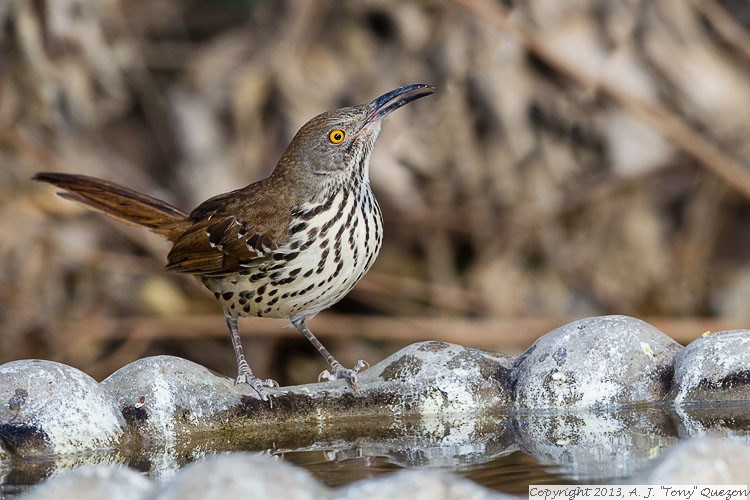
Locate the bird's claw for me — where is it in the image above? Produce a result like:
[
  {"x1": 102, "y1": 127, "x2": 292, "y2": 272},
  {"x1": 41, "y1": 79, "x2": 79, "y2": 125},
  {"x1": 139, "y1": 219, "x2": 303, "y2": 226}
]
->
[
  {"x1": 235, "y1": 372, "x2": 278, "y2": 406},
  {"x1": 318, "y1": 359, "x2": 370, "y2": 388}
]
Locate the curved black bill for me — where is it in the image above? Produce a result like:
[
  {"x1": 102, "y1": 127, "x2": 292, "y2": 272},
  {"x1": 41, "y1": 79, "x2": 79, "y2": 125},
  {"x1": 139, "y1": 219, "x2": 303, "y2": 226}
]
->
[{"x1": 366, "y1": 83, "x2": 436, "y2": 124}]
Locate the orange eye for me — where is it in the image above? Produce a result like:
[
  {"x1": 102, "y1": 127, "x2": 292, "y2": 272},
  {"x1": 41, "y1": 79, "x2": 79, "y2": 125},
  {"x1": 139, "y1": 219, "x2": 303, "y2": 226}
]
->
[{"x1": 328, "y1": 129, "x2": 345, "y2": 144}]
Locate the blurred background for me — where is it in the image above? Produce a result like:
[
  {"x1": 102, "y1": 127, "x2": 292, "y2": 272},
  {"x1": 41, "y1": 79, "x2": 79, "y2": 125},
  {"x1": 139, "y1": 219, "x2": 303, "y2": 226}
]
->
[{"x1": 1, "y1": 0, "x2": 748, "y2": 385}]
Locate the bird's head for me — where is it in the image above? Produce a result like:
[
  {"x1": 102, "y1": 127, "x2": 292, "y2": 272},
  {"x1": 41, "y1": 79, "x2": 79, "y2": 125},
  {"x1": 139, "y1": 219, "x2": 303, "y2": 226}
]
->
[{"x1": 275, "y1": 84, "x2": 435, "y2": 189}]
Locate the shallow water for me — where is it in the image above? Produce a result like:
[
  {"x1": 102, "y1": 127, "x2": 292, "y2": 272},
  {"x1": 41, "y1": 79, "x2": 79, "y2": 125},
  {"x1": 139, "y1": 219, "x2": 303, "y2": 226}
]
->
[
  {"x1": 2, "y1": 404, "x2": 749, "y2": 497},
  {"x1": 281, "y1": 448, "x2": 571, "y2": 494}
]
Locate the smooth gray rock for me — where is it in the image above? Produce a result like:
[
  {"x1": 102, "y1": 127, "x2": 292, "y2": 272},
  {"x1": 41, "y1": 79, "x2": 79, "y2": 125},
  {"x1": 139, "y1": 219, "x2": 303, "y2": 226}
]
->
[
  {"x1": 669, "y1": 330, "x2": 750, "y2": 404},
  {"x1": 513, "y1": 316, "x2": 681, "y2": 409},
  {"x1": 0, "y1": 360, "x2": 128, "y2": 456},
  {"x1": 23, "y1": 465, "x2": 154, "y2": 500},
  {"x1": 333, "y1": 469, "x2": 509, "y2": 500},
  {"x1": 100, "y1": 355, "x2": 244, "y2": 443},
  {"x1": 629, "y1": 437, "x2": 750, "y2": 484},
  {"x1": 156, "y1": 453, "x2": 328, "y2": 500},
  {"x1": 514, "y1": 407, "x2": 677, "y2": 481}
]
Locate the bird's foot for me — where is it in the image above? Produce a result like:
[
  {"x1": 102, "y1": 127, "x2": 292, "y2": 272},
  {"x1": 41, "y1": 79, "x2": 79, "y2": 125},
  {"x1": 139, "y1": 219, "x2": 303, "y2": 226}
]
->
[
  {"x1": 235, "y1": 371, "x2": 279, "y2": 405},
  {"x1": 318, "y1": 359, "x2": 369, "y2": 388}
]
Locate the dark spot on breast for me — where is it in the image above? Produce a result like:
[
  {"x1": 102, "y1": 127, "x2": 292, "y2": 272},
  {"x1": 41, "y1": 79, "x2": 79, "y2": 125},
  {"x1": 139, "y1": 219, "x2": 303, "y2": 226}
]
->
[
  {"x1": 335, "y1": 221, "x2": 346, "y2": 240},
  {"x1": 290, "y1": 221, "x2": 308, "y2": 234},
  {"x1": 266, "y1": 261, "x2": 286, "y2": 272},
  {"x1": 222, "y1": 292, "x2": 234, "y2": 300},
  {"x1": 320, "y1": 217, "x2": 336, "y2": 235}
]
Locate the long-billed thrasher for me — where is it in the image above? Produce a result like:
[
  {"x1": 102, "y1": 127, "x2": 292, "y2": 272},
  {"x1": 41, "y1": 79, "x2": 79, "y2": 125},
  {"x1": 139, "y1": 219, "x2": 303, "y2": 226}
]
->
[{"x1": 34, "y1": 83, "x2": 436, "y2": 401}]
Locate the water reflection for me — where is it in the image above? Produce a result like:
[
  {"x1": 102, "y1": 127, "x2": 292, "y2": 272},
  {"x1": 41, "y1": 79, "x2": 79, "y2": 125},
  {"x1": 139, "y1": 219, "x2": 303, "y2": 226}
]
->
[
  {"x1": 513, "y1": 407, "x2": 678, "y2": 482},
  {"x1": 2, "y1": 404, "x2": 749, "y2": 497},
  {"x1": 674, "y1": 404, "x2": 750, "y2": 444}
]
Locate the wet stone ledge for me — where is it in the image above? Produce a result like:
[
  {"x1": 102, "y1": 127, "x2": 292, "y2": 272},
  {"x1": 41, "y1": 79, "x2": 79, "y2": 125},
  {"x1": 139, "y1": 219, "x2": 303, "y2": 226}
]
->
[
  {"x1": 1, "y1": 315, "x2": 749, "y2": 495},
  {"x1": 97, "y1": 341, "x2": 515, "y2": 446}
]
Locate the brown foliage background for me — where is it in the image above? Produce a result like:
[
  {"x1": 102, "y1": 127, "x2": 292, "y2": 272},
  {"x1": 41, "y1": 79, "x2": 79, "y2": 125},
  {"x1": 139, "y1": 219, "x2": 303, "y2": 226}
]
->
[{"x1": 1, "y1": 0, "x2": 749, "y2": 383}]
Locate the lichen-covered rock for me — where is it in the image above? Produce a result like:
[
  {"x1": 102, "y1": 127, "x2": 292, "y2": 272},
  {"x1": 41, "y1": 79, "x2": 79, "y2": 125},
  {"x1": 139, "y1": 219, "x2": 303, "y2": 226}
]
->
[
  {"x1": 668, "y1": 330, "x2": 750, "y2": 404},
  {"x1": 513, "y1": 316, "x2": 681, "y2": 409},
  {"x1": 629, "y1": 437, "x2": 750, "y2": 483},
  {"x1": 333, "y1": 469, "x2": 509, "y2": 500},
  {"x1": 514, "y1": 408, "x2": 677, "y2": 481},
  {"x1": 23, "y1": 465, "x2": 154, "y2": 500},
  {"x1": 0, "y1": 438, "x2": 9, "y2": 460},
  {"x1": 100, "y1": 355, "x2": 248, "y2": 442},
  {"x1": 156, "y1": 453, "x2": 328, "y2": 500},
  {"x1": 364, "y1": 341, "x2": 514, "y2": 414},
  {"x1": 0, "y1": 360, "x2": 128, "y2": 456}
]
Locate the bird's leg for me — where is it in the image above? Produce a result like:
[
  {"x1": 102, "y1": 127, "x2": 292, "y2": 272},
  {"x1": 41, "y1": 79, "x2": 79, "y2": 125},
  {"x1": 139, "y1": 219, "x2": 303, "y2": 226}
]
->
[
  {"x1": 225, "y1": 315, "x2": 278, "y2": 401},
  {"x1": 291, "y1": 317, "x2": 369, "y2": 388}
]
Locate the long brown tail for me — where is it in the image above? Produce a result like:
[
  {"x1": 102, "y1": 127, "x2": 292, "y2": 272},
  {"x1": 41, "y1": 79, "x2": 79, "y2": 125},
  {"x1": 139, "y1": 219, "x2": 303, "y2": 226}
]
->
[{"x1": 33, "y1": 172, "x2": 189, "y2": 241}]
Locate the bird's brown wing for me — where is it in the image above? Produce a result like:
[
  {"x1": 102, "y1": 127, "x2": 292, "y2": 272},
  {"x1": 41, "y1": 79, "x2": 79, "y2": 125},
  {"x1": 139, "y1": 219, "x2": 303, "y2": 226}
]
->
[{"x1": 165, "y1": 182, "x2": 294, "y2": 277}]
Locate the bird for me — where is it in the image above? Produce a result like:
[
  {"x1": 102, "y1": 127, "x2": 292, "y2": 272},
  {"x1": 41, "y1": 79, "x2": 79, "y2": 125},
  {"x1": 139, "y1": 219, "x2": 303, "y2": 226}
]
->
[{"x1": 34, "y1": 83, "x2": 436, "y2": 402}]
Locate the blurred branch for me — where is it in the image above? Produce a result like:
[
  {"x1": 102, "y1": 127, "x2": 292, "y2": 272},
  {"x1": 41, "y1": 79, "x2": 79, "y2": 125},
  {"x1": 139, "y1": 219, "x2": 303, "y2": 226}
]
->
[
  {"x1": 353, "y1": 271, "x2": 486, "y2": 314},
  {"x1": 65, "y1": 313, "x2": 739, "y2": 353},
  {"x1": 694, "y1": 0, "x2": 750, "y2": 59},
  {"x1": 454, "y1": 0, "x2": 750, "y2": 200}
]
